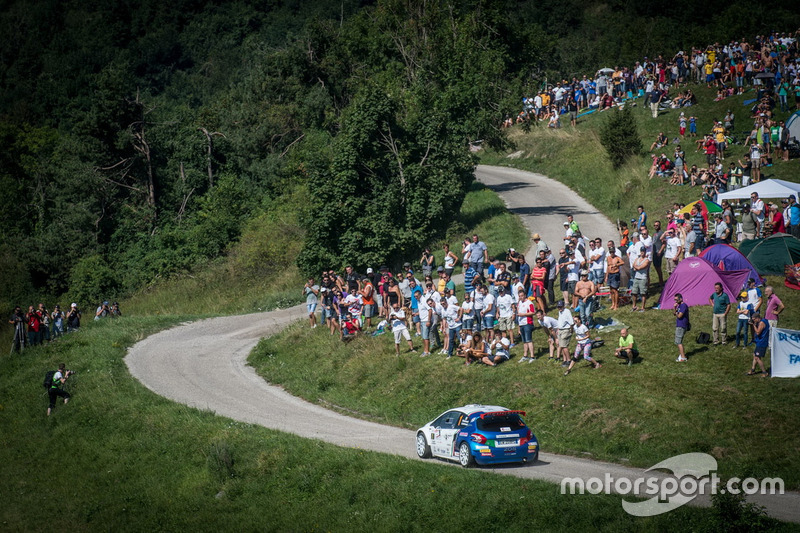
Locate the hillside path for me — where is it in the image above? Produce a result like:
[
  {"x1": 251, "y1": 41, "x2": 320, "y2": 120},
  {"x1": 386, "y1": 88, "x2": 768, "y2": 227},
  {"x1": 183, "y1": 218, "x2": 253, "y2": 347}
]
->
[{"x1": 125, "y1": 165, "x2": 799, "y2": 523}]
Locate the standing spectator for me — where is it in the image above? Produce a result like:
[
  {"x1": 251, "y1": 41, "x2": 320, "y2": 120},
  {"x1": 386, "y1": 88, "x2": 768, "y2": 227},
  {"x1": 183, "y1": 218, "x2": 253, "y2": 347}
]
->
[
  {"x1": 26, "y1": 305, "x2": 41, "y2": 346},
  {"x1": 651, "y1": 220, "x2": 665, "y2": 286},
  {"x1": 441, "y1": 298, "x2": 462, "y2": 359},
  {"x1": 468, "y1": 234, "x2": 488, "y2": 276},
  {"x1": 51, "y1": 305, "x2": 64, "y2": 339},
  {"x1": 735, "y1": 291, "x2": 753, "y2": 348},
  {"x1": 636, "y1": 205, "x2": 647, "y2": 229},
  {"x1": 713, "y1": 213, "x2": 732, "y2": 244},
  {"x1": 389, "y1": 303, "x2": 415, "y2": 356},
  {"x1": 588, "y1": 238, "x2": 606, "y2": 286},
  {"x1": 564, "y1": 315, "x2": 601, "y2": 375},
  {"x1": 664, "y1": 228, "x2": 682, "y2": 276},
  {"x1": 740, "y1": 204, "x2": 759, "y2": 240},
  {"x1": 708, "y1": 282, "x2": 731, "y2": 345},
  {"x1": 361, "y1": 276, "x2": 376, "y2": 329},
  {"x1": 419, "y1": 248, "x2": 435, "y2": 278},
  {"x1": 9, "y1": 306, "x2": 26, "y2": 353},
  {"x1": 516, "y1": 289, "x2": 536, "y2": 363},
  {"x1": 556, "y1": 301, "x2": 573, "y2": 367},
  {"x1": 67, "y1": 302, "x2": 82, "y2": 333},
  {"x1": 574, "y1": 270, "x2": 596, "y2": 327},
  {"x1": 303, "y1": 278, "x2": 320, "y2": 329},
  {"x1": 605, "y1": 242, "x2": 624, "y2": 310},
  {"x1": 673, "y1": 293, "x2": 690, "y2": 362},
  {"x1": 650, "y1": 87, "x2": 663, "y2": 118},
  {"x1": 746, "y1": 312, "x2": 769, "y2": 377},
  {"x1": 750, "y1": 192, "x2": 766, "y2": 234},
  {"x1": 38, "y1": 303, "x2": 50, "y2": 343},
  {"x1": 443, "y1": 244, "x2": 459, "y2": 277},
  {"x1": 630, "y1": 248, "x2": 651, "y2": 312},
  {"x1": 530, "y1": 257, "x2": 548, "y2": 312},
  {"x1": 95, "y1": 301, "x2": 111, "y2": 320},
  {"x1": 788, "y1": 195, "x2": 800, "y2": 238},
  {"x1": 518, "y1": 254, "x2": 531, "y2": 293},
  {"x1": 479, "y1": 285, "x2": 496, "y2": 342},
  {"x1": 763, "y1": 285, "x2": 784, "y2": 351},
  {"x1": 495, "y1": 286, "x2": 515, "y2": 338}
]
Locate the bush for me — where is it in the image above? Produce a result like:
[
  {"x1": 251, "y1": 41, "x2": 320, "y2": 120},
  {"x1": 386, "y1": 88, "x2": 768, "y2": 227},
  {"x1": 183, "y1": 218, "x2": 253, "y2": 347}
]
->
[
  {"x1": 67, "y1": 254, "x2": 119, "y2": 306},
  {"x1": 599, "y1": 107, "x2": 642, "y2": 169}
]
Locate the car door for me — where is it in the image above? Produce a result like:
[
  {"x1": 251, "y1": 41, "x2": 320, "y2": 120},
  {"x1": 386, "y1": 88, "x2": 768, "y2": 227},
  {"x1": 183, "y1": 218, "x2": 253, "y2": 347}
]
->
[{"x1": 429, "y1": 411, "x2": 459, "y2": 457}]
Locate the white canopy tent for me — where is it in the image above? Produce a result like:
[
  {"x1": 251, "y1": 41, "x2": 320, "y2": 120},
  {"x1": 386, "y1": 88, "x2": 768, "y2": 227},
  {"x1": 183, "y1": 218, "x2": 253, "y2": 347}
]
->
[{"x1": 717, "y1": 179, "x2": 800, "y2": 202}]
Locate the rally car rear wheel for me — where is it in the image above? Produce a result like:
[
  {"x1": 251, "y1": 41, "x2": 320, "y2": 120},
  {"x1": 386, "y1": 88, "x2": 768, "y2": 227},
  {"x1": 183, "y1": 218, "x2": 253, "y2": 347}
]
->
[
  {"x1": 458, "y1": 442, "x2": 475, "y2": 467},
  {"x1": 416, "y1": 432, "x2": 432, "y2": 458}
]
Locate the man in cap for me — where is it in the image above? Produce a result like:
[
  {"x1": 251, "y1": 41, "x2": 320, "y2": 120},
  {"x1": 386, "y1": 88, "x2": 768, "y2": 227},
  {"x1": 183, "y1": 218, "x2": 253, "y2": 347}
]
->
[
  {"x1": 714, "y1": 213, "x2": 731, "y2": 244},
  {"x1": 532, "y1": 233, "x2": 549, "y2": 255}
]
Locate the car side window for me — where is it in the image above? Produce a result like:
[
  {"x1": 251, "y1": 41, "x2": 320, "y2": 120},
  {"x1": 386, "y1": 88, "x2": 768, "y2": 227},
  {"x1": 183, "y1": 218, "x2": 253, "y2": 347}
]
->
[
  {"x1": 456, "y1": 414, "x2": 472, "y2": 428},
  {"x1": 433, "y1": 411, "x2": 459, "y2": 429}
]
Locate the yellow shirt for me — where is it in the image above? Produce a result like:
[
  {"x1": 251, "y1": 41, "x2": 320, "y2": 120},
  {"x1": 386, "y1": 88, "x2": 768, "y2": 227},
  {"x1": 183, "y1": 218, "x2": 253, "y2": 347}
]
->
[
  {"x1": 704, "y1": 63, "x2": 714, "y2": 75},
  {"x1": 713, "y1": 125, "x2": 726, "y2": 143}
]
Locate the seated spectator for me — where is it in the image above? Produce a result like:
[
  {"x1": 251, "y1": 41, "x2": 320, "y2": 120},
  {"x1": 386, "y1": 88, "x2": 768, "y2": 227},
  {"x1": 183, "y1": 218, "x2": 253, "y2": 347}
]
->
[{"x1": 650, "y1": 132, "x2": 668, "y2": 151}]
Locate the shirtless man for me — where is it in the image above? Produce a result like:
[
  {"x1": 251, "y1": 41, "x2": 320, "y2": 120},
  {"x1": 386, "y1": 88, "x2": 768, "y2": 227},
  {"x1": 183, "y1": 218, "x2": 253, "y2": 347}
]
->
[
  {"x1": 574, "y1": 270, "x2": 596, "y2": 327},
  {"x1": 605, "y1": 241, "x2": 625, "y2": 310}
]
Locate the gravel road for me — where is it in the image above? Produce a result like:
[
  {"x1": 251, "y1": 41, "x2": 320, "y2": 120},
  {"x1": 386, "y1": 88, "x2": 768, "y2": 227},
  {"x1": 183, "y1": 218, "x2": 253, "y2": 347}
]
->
[{"x1": 125, "y1": 165, "x2": 798, "y2": 523}]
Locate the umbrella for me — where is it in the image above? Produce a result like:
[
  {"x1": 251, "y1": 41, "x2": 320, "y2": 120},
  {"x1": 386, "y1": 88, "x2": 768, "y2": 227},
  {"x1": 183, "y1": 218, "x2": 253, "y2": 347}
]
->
[
  {"x1": 754, "y1": 71, "x2": 775, "y2": 80},
  {"x1": 597, "y1": 68, "x2": 615, "y2": 75},
  {"x1": 677, "y1": 200, "x2": 723, "y2": 220}
]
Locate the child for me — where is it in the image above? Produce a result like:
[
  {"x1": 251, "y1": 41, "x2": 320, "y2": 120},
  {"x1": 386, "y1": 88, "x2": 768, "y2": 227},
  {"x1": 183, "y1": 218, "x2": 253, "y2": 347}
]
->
[
  {"x1": 688, "y1": 115, "x2": 697, "y2": 137},
  {"x1": 679, "y1": 112, "x2": 687, "y2": 139},
  {"x1": 565, "y1": 316, "x2": 601, "y2": 375},
  {"x1": 735, "y1": 291, "x2": 753, "y2": 348}
]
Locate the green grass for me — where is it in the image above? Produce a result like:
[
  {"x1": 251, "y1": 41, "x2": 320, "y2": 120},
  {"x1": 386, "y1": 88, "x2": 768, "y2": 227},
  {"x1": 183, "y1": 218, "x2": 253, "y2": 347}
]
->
[
  {"x1": 252, "y1": 275, "x2": 800, "y2": 490},
  {"x1": 0, "y1": 317, "x2": 788, "y2": 531}
]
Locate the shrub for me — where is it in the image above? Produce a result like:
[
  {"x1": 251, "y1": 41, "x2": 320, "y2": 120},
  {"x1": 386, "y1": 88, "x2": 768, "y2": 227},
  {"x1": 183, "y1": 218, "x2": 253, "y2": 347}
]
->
[{"x1": 599, "y1": 107, "x2": 642, "y2": 169}]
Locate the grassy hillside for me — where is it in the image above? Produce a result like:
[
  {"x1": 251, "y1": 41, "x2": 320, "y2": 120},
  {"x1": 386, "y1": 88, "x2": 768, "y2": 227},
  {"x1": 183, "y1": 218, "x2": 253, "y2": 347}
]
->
[
  {"x1": 0, "y1": 317, "x2": 786, "y2": 531},
  {"x1": 481, "y1": 85, "x2": 800, "y2": 226},
  {"x1": 252, "y1": 279, "x2": 800, "y2": 488}
]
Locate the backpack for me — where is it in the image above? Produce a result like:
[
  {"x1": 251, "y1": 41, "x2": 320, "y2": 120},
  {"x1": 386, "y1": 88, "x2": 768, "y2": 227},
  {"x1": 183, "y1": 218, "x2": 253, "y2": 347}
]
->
[
  {"x1": 696, "y1": 332, "x2": 711, "y2": 345},
  {"x1": 43, "y1": 370, "x2": 56, "y2": 389}
]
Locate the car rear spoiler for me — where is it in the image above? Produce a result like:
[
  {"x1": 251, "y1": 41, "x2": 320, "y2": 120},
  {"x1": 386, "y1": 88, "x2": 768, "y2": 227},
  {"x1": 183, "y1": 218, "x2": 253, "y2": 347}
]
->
[{"x1": 480, "y1": 410, "x2": 526, "y2": 419}]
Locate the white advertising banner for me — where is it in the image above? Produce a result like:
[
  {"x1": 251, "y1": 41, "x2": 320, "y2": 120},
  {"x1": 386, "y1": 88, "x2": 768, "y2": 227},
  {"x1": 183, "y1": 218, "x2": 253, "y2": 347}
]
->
[{"x1": 771, "y1": 327, "x2": 800, "y2": 378}]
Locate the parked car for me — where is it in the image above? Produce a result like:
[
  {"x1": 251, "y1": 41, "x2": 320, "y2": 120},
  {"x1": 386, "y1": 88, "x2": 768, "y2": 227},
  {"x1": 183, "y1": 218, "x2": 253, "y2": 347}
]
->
[{"x1": 415, "y1": 404, "x2": 539, "y2": 467}]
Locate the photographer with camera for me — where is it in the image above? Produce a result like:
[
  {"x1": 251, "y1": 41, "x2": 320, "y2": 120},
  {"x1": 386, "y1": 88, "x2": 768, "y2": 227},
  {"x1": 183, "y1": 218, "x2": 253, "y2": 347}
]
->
[
  {"x1": 9, "y1": 306, "x2": 26, "y2": 353},
  {"x1": 95, "y1": 301, "x2": 111, "y2": 320},
  {"x1": 47, "y1": 363, "x2": 73, "y2": 416},
  {"x1": 66, "y1": 303, "x2": 81, "y2": 333}
]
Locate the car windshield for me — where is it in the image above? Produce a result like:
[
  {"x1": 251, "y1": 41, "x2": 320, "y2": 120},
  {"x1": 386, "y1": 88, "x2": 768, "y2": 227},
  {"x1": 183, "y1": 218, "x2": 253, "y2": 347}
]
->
[{"x1": 476, "y1": 413, "x2": 526, "y2": 432}]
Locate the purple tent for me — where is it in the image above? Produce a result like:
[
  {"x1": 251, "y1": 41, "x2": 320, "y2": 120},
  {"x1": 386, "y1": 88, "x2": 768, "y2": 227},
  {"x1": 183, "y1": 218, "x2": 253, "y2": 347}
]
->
[
  {"x1": 657, "y1": 257, "x2": 751, "y2": 308},
  {"x1": 699, "y1": 244, "x2": 765, "y2": 286}
]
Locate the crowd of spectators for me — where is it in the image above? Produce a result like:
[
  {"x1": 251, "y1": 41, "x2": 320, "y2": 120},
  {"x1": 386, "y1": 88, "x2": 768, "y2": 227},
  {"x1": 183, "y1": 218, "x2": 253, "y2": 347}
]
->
[
  {"x1": 8, "y1": 301, "x2": 121, "y2": 353},
  {"x1": 304, "y1": 187, "x2": 797, "y2": 374},
  {"x1": 507, "y1": 30, "x2": 799, "y2": 129}
]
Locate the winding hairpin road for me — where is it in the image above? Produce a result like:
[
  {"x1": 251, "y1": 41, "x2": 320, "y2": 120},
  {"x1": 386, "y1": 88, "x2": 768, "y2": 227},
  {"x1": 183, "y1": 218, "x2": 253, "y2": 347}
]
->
[{"x1": 125, "y1": 165, "x2": 799, "y2": 523}]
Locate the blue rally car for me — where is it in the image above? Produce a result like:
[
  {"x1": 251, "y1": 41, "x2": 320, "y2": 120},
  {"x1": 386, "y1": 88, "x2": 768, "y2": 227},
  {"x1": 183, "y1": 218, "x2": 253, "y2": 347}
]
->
[{"x1": 415, "y1": 404, "x2": 539, "y2": 467}]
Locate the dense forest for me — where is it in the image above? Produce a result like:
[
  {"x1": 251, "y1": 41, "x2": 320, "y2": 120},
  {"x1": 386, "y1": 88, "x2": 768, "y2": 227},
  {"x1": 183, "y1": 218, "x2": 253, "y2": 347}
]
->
[{"x1": 1, "y1": 0, "x2": 797, "y2": 307}]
